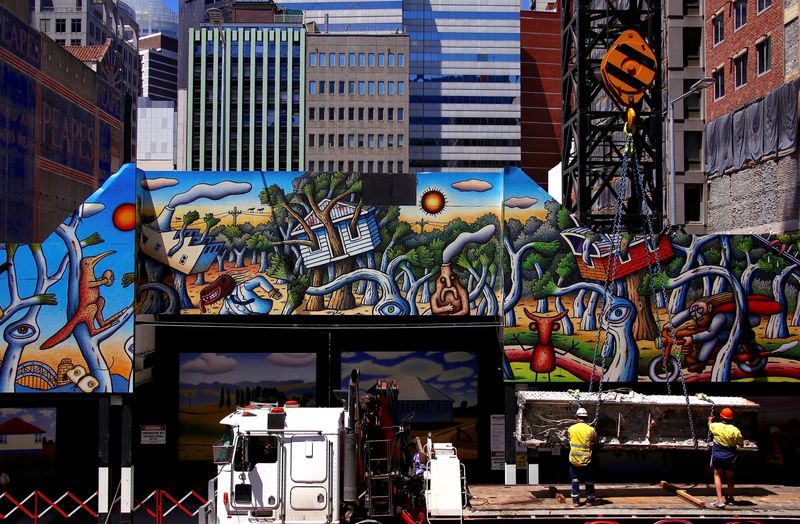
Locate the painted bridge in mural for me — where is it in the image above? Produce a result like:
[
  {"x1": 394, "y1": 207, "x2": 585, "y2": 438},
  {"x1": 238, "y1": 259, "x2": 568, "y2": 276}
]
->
[{"x1": 1, "y1": 165, "x2": 800, "y2": 394}]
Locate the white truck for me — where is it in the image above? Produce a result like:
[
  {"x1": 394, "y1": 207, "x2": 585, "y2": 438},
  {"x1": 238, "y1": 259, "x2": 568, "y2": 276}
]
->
[{"x1": 203, "y1": 373, "x2": 467, "y2": 524}]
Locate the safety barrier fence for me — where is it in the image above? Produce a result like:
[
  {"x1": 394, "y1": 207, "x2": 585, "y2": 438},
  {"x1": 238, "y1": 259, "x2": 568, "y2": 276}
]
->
[{"x1": 0, "y1": 489, "x2": 208, "y2": 522}]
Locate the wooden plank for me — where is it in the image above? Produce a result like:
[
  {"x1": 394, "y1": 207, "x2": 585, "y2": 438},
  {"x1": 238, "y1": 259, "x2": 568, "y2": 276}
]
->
[{"x1": 659, "y1": 480, "x2": 706, "y2": 508}]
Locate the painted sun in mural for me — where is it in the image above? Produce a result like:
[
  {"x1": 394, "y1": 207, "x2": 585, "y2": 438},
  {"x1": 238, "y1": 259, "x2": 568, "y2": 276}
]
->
[
  {"x1": 113, "y1": 203, "x2": 136, "y2": 231},
  {"x1": 420, "y1": 188, "x2": 447, "y2": 216}
]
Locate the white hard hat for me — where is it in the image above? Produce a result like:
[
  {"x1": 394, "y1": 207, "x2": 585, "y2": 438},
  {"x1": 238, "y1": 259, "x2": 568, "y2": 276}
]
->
[{"x1": 576, "y1": 407, "x2": 588, "y2": 418}]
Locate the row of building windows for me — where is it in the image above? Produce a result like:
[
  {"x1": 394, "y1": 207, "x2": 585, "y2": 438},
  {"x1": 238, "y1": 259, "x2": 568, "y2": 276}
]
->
[
  {"x1": 308, "y1": 133, "x2": 404, "y2": 148},
  {"x1": 410, "y1": 138, "x2": 520, "y2": 147},
  {"x1": 712, "y1": 0, "x2": 772, "y2": 46},
  {"x1": 409, "y1": 116, "x2": 520, "y2": 126},
  {"x1": 409, "y1": 74, "x2": 520, "y2": 83},
  {"x1": 308, "y1": 160, "x2": 404, "y2": 174},
  {"x1": 308, "y1": 51, "x2": 405, "y2": 68},
  {"x1": 54, "y1": 38, "x2": 82, "y2": 45},
  {"x1": 308, "y1": 106, "x2": 405, "y2": 122},
  {"x1": 712, "y1": 38, "x2": 771, "y2": 99},
  {"x1": 42, "y1": 18, "x2": 82, "y2": 33},
  {"x1": 309, "y1": 80, "x2": 405, "y2": 95}
]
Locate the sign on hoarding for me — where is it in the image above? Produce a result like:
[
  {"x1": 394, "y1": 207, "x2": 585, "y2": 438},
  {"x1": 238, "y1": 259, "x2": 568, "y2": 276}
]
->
[
  {"x1": 40, "y1": 87, "x2": 95, "y2": 175},
  {"x1": 141, "y1": 425, "x2": 167, "y2": 444}
]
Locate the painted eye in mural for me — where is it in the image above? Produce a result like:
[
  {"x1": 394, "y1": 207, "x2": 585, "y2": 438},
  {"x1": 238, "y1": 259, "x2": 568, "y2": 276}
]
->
[
  {"x1": 8, "y1": 323, "x2": 37, "y2": 339},
  {"x1": 608, "y1": 306, "x2": 629, "y2": 322},
  {"x1": 377, "y1": 301, "x2": 405, "y2": 316}
]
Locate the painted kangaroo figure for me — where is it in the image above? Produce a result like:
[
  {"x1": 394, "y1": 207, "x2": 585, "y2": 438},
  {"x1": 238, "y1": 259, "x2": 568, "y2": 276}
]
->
[{"x1": 523, "y1": 308, "x2": 568, "y2": 381}]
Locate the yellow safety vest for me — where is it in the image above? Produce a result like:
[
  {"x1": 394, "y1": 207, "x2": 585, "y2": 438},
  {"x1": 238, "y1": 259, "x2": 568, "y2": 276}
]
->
[
  {"x1": 568, "y1": 422, "x2": 596, "y2": 467},
  {"x1": 709, "y1": 422, "x2": 743, "y2": 448}
]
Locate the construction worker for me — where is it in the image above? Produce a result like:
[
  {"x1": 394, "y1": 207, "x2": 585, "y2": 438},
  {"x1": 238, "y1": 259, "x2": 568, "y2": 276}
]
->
[
  {"x1": 567, "y1": 407, "x2": 597, "y2": 508},
  {"x1": 708, "y1": 407, "x2": 744, "y2": 508}
]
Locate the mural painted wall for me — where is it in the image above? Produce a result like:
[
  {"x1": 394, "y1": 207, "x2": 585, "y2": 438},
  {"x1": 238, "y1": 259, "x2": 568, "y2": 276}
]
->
[
  {"x1": 137, "y1": 171, "x2": 503, "y2": 317},
  {"x1": 341, "y1": 351, "x2": 478, "y2": 460},
  {"x1": 0, "y1": 165, "x2": 135, "y2": 394},
  {"x1": 178, "y1": 352, "x2": 317, "y2": 461},
  {"x1": 502, "y1": 168, "x2": 800, "y2": 384}
]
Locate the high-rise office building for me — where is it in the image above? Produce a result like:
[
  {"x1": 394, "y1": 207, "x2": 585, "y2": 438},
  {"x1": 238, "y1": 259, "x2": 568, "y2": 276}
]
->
[
  {"x1": 140, "y1": 32, "x2": 178, "y2": 102},
  {"x1": 125, "y1": 0, "x2": 178, "y2": 38},
  {"x1": 305, "y1": 33, "x2": 410, "y2": 174},
  {"x1": 273, "y1": 0, "x2": 521, "y2": 173},
  {"x1": 185, "y1": 25, "x2": 306, "y2": 171},
  {"x1": 138, "y1": 97, "x2": 177, "y2": 170}
]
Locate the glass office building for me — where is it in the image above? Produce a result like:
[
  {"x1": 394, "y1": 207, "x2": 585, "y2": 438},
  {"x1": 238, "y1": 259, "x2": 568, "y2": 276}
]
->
[
  {"x1": 186, "y1": 26, "x2": 305, "y2": 171},
  {"x1": 274, "y1": 0, "x2": 521, "y2": 172}
]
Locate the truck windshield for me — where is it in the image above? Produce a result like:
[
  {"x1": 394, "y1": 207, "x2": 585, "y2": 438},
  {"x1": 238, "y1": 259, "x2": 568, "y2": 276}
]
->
[{"x1": 212, "y1": 427, "x2": 236, "y2": 464}]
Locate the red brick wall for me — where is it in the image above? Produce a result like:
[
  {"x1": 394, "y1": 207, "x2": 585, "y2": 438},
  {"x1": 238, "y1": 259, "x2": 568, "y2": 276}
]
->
[
  {"x1": 520, "y1": 9, "x2": 562, "y2": 188},
  {"x1": 705, "y1": 0, "x2": 784, "y2": 121}
]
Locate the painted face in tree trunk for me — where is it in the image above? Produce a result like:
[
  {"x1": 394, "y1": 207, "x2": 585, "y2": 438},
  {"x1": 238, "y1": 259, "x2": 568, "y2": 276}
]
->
[{"x1": 430, "y1": 263, "x2": 469, "y2": 316}]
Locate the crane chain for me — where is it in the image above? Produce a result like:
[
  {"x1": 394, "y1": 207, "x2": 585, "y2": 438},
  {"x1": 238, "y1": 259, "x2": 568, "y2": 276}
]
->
[
  {"x1": 586, "y1": 127, "x2": 634, "y2": 426},
  {"x1": 697, "y1": 392, "x2": 715, "y2": 444},
  {"x1": 631, "y1": 138, "x2": 697, "y2": 445}
]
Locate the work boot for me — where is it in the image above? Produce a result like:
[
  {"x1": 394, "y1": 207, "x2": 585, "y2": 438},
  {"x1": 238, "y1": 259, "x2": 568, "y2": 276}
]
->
[{"x1": 725, "y1": 496, "x2": 736, "y2": 505}]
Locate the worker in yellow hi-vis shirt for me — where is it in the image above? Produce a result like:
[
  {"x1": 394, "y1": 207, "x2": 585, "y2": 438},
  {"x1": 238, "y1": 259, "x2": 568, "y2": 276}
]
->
[
  {"x1": 567, "y1": 407, "x2": 597, "y2": 508},
  {"x1": 708, "y1": 407, "x2": 744, "y2": 509}
]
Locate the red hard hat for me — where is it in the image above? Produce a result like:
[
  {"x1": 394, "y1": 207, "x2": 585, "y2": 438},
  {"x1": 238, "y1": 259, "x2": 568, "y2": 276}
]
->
[{"x1": 720, "y1": 408, "x2": 734, "y2": 420}]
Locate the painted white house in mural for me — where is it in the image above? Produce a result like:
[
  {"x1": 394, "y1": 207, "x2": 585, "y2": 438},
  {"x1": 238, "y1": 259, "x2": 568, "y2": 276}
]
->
[{"x1": 0, "y1": 418, "x2": 46, "y2": 453}]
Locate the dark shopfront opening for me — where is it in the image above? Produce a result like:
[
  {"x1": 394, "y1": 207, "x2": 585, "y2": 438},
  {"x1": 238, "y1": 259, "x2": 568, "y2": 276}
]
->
[{"x1": 131, "y1": 321, "x2": 506, "y2": 494}]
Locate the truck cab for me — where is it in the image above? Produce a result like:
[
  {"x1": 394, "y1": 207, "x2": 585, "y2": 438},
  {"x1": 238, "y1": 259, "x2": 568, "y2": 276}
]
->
[{"x1": 210, "y1": 403, "x2": 346, "y2": 524}]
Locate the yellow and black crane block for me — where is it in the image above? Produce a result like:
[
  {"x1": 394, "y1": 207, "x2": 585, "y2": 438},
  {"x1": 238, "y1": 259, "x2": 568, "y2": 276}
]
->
[{"x1": 600, "y1": 30, "x2": 657, "y2": 109}]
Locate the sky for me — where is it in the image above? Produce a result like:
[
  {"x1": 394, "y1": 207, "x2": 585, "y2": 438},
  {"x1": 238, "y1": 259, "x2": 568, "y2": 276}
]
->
[
  {"x1": 179, "y1": 352, "x2": 317, "y2": 385},
  {"x1": 165, "y1": 0, "x2": 178, "y2": 13}
]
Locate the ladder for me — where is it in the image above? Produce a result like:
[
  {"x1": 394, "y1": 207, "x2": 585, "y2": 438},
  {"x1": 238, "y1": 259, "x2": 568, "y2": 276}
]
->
[{"x1": 365, "y1": 439, "x2": 393, "y2": 516}]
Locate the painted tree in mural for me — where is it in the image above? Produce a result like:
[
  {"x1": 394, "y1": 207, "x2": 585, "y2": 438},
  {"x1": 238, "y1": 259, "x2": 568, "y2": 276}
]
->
[
  {"x1": 260, "y1": 172, "x2": 363, "y2": 311},
  {"x1": 171, "y1": 210, "x2": 199, "y2": 309},
  {"x1": 195, "y1": 213, "x2": 221, "y2": 285}
]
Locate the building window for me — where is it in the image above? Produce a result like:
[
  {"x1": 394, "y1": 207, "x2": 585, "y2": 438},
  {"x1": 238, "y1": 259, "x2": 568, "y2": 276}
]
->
[
  {"x1": 328, "y1": 134, "x2": 335, "y2": 147},
  {"x1": 55, "y1": 38, "x2": 65, "y2": 44},
  {"x1": 734, "y1": 0, "x2": 747, "y2": 31},
  {"x1": 309, "y1": 134, "x2": 315, "y2": 146},
  {"x1": 329, "y1": 81, "x2": 335, "y2": 93},
  {"x1": 339, "y1": 107, "x2": 345, "y2": 120},
  {"x1": 734, "y1": 52, "x2": 748, "y2": 88},
  {"x1": 309, "y1": 52, "x2": 316, "y2": 66},
  {"x1": 388, "y1": 161, "x2": 394, "y2": 173},
  {"x1": 358, "y1": 81, "x2": 365, "y2": 94},
  {"x1": 348, "y1": 161, "x2": 354, "y2": 172},
  {"x1": 349, "y1": 107, "x2": 355, "y2": 120},
  {"x1": 319, "y1": 81, "x2": 325, "y2": 94},
  {"x1": 320, "y1": 53, "x2": 327, "y2": 66},
  {"x1": 398, "y1": 53, "x2": 405, "y2": 66},
  {"x1": 398, "y1": 161, "x2": 403, "y2": 172},
  {"x1": 358, "y1": 161, "x2": 364, "y2": 172},
  {"x1": 683, "y1": 28, "x2": 701, "y2": 67},
  {"x1": 358, "y1": 134, "x2": 364, "y2": 147},
  {"x1": 378, "y1": 134, "x2": 384, "y2": 148},
  {"x1": 378, "y1": 81, "x2": 385, "y2": 94},
  {"x1": 757, "y1": 0, "x2": 771, "y2": 14},
  {"x1": 348, "y1": 134, "x2": 355, "y2": 147},
  {"x1": 377, "y1": 161, "x2": 384, "y2": 173},
  {"x1": 388, "y1": 108, "x2": 394, "y2": 120},
  {"x1": 713, "y1": 68, "x2": 725, "y2": 99},
  {"x1": 757, "y1": 37, "x2": 771, "y2": 75},
  {"x1": 339, "y1": 134, "x2": 345, "y2": 147},
  {"x1": 682, "y1": 79, "x2": 701, "y2": 118},
  {"x1": 398, "y1": 134, "x2": 404, "y2": 147},
  {"x1": 388, "y1": 82, "x2": 395, "y2": 95},
  {"x1": 339, "y1": 53, "x2": 345, "y2": 66},
  {"x1": 367, "y1": 161, "x2": 374, "y2": 173},
  {"x1": 319, "y1": 106, "x2": 325, "y2": 121},
  {"x1": 328, "y1": 160, "x2": 334, "y2": 172},
  {"x1": 359, "y1": 53, "x2": 365, "y2": 66},
  {"x1": 309, "y1": 81, "x2": 316, "y2": 94},
  {"x1": 378, "y1": 107, "x2": 384, "y2": 120},
  {"x1": 71, "y1": 38, "x2": 81, "y2": 45},
  {"x1": 388, "y1": 134, "x2": 394, "y2": 147},
  {"x1": 318, "y1": 133, "x2": 324, "y2": 146},
  {"x1": 358, "y1": 108, "x2": 364, "y2": 120},
  {"x1": 388, "y1": 52, "x2": 395, "y2": 66},
  {"x1": 368, "y1": 81, "x2": 375, "y2": 94},
  {"x1": 368, "y1": 53, "x2": 375, "y2": 66},
  {"x1": 398, "y1": 82, "x2": 405, "y2": 95},
  {"x1": 684, "y1": 131, "x2": 703, "y2": 168},
  {"x1": 338, "y1": 161, "x2": 344, "y2": 172},
  {"x1": 349, "y1": 81, "x2": 355, "y2": 94},
  {"x1": 398, "y1": 108, "x2": 404, "y2": 121},
  {"x1": 684, "y1": 184, "x2": 703, "y2": 223},
  {"x1": 683, "y1": 0, "x2": 699, "y2": 15},
  {"x1": 368, "y1": 134, "x2": 375, "y2": 147},
  {"x1": 329, "y1": 53, "x2": 335, "y2": 66},
  {"x1": 378, "y1": 53, "x2": 385, "y2": 66},
  {"x1": 349, "y1": 52, "x2": 355, "y2": 66},
  {"x1": 329, "y1": 107, "x2": 334, "y2": 120},
  {"x1": 55, "y1": 18, "x2": 65, "y2": 32},
  {"x1": 368, "y1": 108, "x2": 374, "y2": 120},
  {"x1": 40, "y1": 19, "x2": 49, "y2": 32},
  {"x1": 713, "y1": 13, "x2": 724, "y2": 46},
  {"x1": 339, "y1": 81, "x2": 345, "y2": 94},
  {"x1": 71, "y1": 18, "x2": 81, "y2": 32}
]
